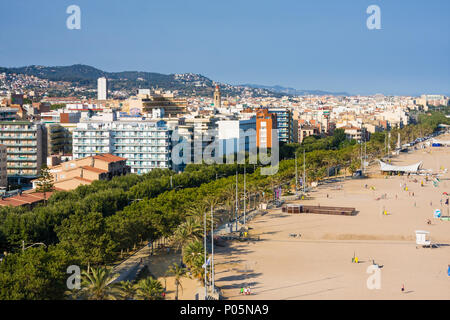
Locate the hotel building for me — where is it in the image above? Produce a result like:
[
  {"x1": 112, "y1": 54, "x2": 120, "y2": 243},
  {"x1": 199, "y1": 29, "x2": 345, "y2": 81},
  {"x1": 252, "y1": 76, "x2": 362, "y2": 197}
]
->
[{"x1": 73, "y1": 120, "x2": 171, "y2": 174}]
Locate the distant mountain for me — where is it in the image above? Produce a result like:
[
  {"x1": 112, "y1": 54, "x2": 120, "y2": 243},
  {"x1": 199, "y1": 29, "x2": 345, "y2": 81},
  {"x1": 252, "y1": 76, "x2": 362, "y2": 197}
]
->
[
  {"x1": 1, "y1": 64, "x2": 286, "y2": 97},
  {"x1": 0, "y1": 64, "x2": 345, "y2": 97},
  {"x1": 240, "y1": 83, "x2": 350, "y2": 96}
]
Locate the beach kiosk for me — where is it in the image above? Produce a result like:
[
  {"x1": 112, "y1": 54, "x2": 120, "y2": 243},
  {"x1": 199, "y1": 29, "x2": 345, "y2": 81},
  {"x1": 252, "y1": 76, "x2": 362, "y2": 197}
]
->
[{"x1": 415, "y1": 230, "x2": 431, "y2": 248}]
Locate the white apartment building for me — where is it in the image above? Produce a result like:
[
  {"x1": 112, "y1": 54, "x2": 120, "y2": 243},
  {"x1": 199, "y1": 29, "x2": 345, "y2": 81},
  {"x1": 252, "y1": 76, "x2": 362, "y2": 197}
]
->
[
  {"x1": 97, "y1": 77, "x2": 108, "y2": 100},
  {"x1": 217, "y1": 118, "x2": 256, "y2": 156},
  {"x1": 73, "y1": 120, "x2": 171, "y2": 174}
]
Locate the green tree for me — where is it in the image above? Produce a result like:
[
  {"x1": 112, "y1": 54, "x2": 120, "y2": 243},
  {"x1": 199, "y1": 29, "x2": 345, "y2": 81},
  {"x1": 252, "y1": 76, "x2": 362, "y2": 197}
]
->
[
  {"x1": 35, "y1": 165, "x2": 55, "y2": 204},
  {"x1": 56, "y1": 212, "x2": 116, "y2": 268},
  {"x1": 115, "y1": 280, "x2": 136, "y2": 300},
  {"x1": 166, "y1": 262, "x2": 188, "y2": 300},
  {"x1": 70, "y1": 266, "x2": 118, "y2": 300},
  {"x1": 182, "y1": 240, "x2": 205, "y2": 282},
  {"x1": 135, "y1": 277, "x2": 164, "y2": 300}
]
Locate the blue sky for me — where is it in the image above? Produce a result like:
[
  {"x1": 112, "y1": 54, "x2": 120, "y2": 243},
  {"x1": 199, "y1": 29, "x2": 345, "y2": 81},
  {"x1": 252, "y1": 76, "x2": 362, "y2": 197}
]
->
[{"x1": 0, "y1": 0, "x2": 449, "y2": 96}]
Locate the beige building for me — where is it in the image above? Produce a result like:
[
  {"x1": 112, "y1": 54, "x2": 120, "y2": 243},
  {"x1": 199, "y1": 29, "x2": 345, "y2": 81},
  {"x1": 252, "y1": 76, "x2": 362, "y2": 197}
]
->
[
  {"x1": 123, "y1": 90, "x2": 186, "y2": 117},
  {"x1": 298, "y1": 125, "x2": 317, "y2": 143},
  {"x1": 32, "y1": 153, "x2": 130, "y2": 191}
]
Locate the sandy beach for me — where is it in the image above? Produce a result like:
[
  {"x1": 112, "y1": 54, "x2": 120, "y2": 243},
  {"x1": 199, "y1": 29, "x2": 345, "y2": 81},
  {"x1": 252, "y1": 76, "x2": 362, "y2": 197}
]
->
[{"x1": 214, "y1": 135, "x2": 450, "y2": 300}]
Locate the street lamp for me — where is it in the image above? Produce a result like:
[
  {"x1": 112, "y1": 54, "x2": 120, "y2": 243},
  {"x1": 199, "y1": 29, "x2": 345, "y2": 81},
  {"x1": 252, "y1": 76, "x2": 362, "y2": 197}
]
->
[{"x1": 22, "y1": 241, "x2": 46, "y2": 252}]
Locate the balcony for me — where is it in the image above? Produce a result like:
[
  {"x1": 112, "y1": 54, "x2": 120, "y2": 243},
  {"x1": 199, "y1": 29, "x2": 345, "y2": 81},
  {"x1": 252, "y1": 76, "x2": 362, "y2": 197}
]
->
[
  {"x1": 7, "y1": 164, "x2": 38, "y2": 169},
  {"x1": 7, "y1": 157, "x2": 37, "y2": 161}
]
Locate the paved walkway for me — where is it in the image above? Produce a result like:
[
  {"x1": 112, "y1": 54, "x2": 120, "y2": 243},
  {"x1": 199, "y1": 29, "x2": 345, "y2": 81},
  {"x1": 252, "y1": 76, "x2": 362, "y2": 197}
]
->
[
  {"x1": 109, "y1": 206, "x2": 269, "y2": 284},
  {"x1": 110, "y1": 244, "x2": 151, "y2": 284}
]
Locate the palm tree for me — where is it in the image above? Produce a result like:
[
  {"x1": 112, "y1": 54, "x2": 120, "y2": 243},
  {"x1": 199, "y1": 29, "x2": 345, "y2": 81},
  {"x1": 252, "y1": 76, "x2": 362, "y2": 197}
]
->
[
  {"x1": 204, "y1": 195, "x2": 221, "y2": 226},
  {"x1": 187, "y1": 202, "x2": 209, "y2": 225},
  {"x1": 115, "y1": 280, "x2": 135, "y2": 300},
  {"x1": 172, "y1": 217, "x2": 203, "y2": 255},
  {"x1": 166, "y1": 262, "x2": 188, "y2": 300},
  {"x1": 71, "y1": 267, "x2": 118, "y2": 300},
  {"x1": 135, "y1": 277, "x2": 164, "y2": 300},
  {"x1": 222, "y1": 184, "x2": 236, "y2": 222},
  {"x1": 182, "y1": 240, "x2": 205, "y2": 281}
]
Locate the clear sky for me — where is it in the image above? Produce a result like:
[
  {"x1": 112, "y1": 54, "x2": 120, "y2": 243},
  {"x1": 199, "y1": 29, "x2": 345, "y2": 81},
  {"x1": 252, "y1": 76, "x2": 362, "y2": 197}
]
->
[{"x1": 0, "y1": 0, "x2": 449, "y2": 96}]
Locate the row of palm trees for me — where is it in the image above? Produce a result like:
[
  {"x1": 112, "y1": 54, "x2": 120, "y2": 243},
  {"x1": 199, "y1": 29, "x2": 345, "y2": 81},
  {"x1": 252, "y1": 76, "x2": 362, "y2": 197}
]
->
[
  {"x1": 66, "y1": 267, "x2": 164, "y2": 300},
  {"x1": 66, "y1": 262, "x2": 190, "y2": 300}
]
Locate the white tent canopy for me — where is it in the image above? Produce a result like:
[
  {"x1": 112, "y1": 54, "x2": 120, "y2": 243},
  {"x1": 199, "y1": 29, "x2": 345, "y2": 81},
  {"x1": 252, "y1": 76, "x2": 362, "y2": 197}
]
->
[{"x1": 378, "y1": 160, "x2": 423, "y2": 173}]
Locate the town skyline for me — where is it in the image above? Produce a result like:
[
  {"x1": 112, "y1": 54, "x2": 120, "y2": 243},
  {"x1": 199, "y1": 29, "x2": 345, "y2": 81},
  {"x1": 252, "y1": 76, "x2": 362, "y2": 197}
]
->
[{"x1": 1, "y1": 63, "x2": 449, "y2": 98}]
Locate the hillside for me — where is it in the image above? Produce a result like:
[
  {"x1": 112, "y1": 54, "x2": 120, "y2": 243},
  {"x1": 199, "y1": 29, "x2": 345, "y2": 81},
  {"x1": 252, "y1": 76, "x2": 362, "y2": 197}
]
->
[{"x1": 0, "y1": 64, "x2": 284, "y2": 98}]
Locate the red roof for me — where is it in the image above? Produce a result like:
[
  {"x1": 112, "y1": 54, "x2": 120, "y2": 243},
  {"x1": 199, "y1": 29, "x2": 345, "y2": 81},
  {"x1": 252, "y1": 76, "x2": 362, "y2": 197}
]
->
[
  {"x1": 0, "y1": 191, "x2": 54, "y2": 207},
  {"x1": 93, "y1": 154, "x2": 127, "y2": 163}
]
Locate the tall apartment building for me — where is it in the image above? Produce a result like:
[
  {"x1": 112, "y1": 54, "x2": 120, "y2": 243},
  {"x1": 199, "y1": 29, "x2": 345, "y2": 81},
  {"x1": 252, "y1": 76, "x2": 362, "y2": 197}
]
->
[
  {"x1": 268, "y1": 108, "x2": 294, "y2": 143},
  {"x1": 256, "y1": 109, "x2": 277, "y2": 148},
  {"x1": 0, "y1": 144, "x2": 7, "y2": 188},
  {"x1": 169, "y1": 117, "x2": 218, "y2": 171},
  {"x1": 73, "y1": 120, "x2": 171, "y2": 174},
  {"x1": 46, "y1": 124, "x2": 72, "y2": 155},
  {"x1": 0, "y1": 121, "x2": 46, "y2": 186},
  {"x1": 97, "y1": 77, "x2": 108, "y2": 100},
  {"x1": 217, "y1": 118, "x2": 257, "y2": 156}
]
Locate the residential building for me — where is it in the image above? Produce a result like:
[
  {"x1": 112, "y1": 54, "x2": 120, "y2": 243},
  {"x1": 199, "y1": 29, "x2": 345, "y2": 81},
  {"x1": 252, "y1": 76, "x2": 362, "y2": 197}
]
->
[
  {"x1": 141, "y1": 90, "x2": 187, "y2": 118},
  {"x1": 0, "y1": 108, "x2": 18, "y2": 121},
  {"x1": 73, "y1": 120, "x2": 171, "y2": 174},
  {"x1": 256, "y1": 109, "x2": 277, "y2": 148},
  {"x1": 298, "y1": 125, "x2": 318, "y2": 143},
  {"x1": 0, "y1": 121, "x2": 46, "y2": 186},
  {"x1": 32, "y1": 153, "x2": 130, "y2": 191},
  {"x1": 268, "y1": 108, "x2": 294, "y2": 143},
  {"x1": 0, "y1": 144, "x2": 7, "y2": 188},
  {"x1": 97, "y1": 77, "x2": 108, "y2": 100},
  {"x1": 217, "y1": 118, "x2": 257, "y2": 156},
  {"x1": 46, "y1": 124, "x2": 72, "y2": 155}
]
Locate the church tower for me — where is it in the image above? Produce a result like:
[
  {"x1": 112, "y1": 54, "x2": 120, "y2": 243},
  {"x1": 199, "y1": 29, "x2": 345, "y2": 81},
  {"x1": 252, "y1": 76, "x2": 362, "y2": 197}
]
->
[{"x1": 213, "y1": 85, "x2": 221, "y2": 109}]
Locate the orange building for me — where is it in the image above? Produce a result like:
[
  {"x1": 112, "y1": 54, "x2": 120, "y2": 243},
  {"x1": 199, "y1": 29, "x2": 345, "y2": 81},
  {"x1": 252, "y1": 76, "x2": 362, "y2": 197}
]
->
[{"x1": 256, "y1": 109, "x2": 277, "y2": 148}]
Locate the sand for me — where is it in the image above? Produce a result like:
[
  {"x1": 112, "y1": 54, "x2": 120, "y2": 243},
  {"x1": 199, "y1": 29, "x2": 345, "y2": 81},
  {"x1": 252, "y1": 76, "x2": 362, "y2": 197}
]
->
[{"x1": 214, "y1": 134, "x2": 450, "y2": 300}]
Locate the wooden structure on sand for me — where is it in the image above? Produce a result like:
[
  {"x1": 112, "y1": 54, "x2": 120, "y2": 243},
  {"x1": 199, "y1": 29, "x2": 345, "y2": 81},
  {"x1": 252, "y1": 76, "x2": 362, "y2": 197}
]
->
[{"x1": 282, "y1": 204, "x2": 356, "y2": 216}]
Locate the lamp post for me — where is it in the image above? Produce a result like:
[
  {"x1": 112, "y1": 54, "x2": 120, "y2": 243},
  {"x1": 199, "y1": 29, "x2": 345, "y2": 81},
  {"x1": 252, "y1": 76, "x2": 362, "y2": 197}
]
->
[
  {"x1": 303, "y1": 149, "x2": 306, "y2": 194},
  {"x1": 243, "y1": 165, "x2": 246, "y2": 226},
  {"x1": 211, "y1": 204, "x2": 215, "y2": 291},
  {"x1": 295, "y1": 152, "x2": 298, "y2": 196},
  {"x1": 204, "y1": 207, "x2": 207, "y2": 299},
  {"x1": 235, "y1": 170, "x2": 238, "y2": 232},
  {"x1": 22, "y1": 241, "x2": 46, "y2": 252}
]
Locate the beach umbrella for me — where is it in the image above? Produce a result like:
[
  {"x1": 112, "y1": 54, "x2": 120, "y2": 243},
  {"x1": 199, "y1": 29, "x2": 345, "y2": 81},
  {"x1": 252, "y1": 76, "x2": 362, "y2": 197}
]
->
[{"x1": 434, "y1": 209, "x2": 441, "y2": 218}]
